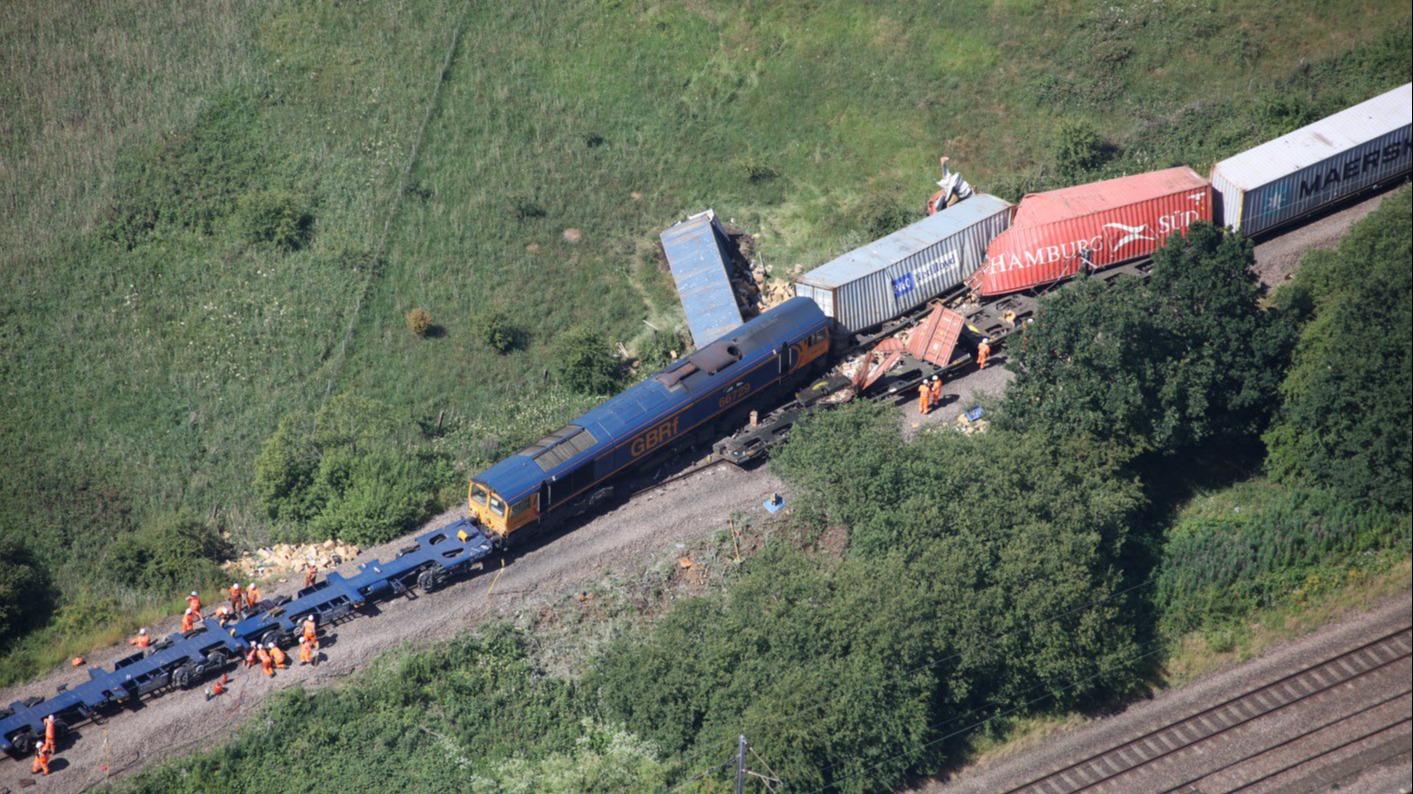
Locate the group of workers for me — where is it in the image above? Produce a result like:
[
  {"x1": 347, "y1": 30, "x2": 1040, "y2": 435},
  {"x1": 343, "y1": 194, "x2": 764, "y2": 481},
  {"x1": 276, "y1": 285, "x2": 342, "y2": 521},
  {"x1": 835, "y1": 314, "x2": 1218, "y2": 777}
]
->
[
  {"x1": 244, "y1": 614, "x2": 321, "y2": 677},
  {"x1": 30, "y1": 714, "x2": 59, "y2": 775},
  {"x1": 914, "y1": 338, "x2": 994, "y2": 417}
]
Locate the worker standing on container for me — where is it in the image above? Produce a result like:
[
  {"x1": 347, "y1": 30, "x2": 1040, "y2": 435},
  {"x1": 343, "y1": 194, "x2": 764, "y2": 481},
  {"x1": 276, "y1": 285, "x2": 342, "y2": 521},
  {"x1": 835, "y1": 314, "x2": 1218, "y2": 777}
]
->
[
  {"x1": 929, "y1": 376, "x2": 943, "y2": 411},
  {"x1": 129, "y1": 628, "x2": 151, "y2": 649},
  {"x1": 181, "y1": 608, "x2": 198, "y2": 633},
  {"x1": 31, "y1": 742, "x2": 52, "y2": 776},
  {"x1": 304, "y1": 562, "x2": 318, "y2": 588},
  {"x1": 977, "y1": 338, "x2": 991, "y2": 370},
  {"x1": 256, "y1": 644, "x2": 274, "y2": 678},
  {"x1": 228, "y1": 583, "x2": 243, "y2": 612},
  {"x1": 245, "y1": 582, "x2": 262, "y2": 611}
]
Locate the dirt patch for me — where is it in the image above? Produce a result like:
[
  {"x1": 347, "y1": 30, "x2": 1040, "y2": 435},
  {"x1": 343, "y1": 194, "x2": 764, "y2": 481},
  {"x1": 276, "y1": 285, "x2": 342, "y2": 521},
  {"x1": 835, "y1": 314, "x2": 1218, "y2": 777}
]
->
[
  {"x1": 1251, "y1": 192, "x2": 1391, "y2": 289},
  {"x1": 562, "y1": 227, "x2": 582, "y2": 243}
]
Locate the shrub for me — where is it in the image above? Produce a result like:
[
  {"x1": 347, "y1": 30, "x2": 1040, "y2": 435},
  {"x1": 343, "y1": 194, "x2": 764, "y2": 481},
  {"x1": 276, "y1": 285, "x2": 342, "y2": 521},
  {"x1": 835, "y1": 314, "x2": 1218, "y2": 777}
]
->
[
  {"x1": 856, "y1": 190, "x2": 913, "y2": 239},
  {"x1": 0, "y1": 539, "x2": 54, "y2": 650},
  {"x1": 635, "y1": 328, "x2": 685, "y2": 372},
  {"x1": 554, "y1": 327, "x2": 621, "y2": 394},
  {"x1": 107, "y1": 509, "x2": 230, "y2": 592},
  {"x1": 234, "y1": 188, "x2": 314, "y2": 250},
  {"x1": 406, "y1": 307, "x2": 432, "y2": 337},
  {"x1": 1053, "y1": 120, "x2": 1112, "y2": 179},
  {"x1": 471, "y1": 309, "x2": 524, "y2": 354}
]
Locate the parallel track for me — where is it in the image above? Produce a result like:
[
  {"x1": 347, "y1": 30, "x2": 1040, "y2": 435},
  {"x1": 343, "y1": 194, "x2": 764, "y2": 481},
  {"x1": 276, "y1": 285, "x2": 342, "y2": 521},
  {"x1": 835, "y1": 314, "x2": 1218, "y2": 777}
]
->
[{"x1": 999, "y1": 625, "x2": 1413, "y2": 794}]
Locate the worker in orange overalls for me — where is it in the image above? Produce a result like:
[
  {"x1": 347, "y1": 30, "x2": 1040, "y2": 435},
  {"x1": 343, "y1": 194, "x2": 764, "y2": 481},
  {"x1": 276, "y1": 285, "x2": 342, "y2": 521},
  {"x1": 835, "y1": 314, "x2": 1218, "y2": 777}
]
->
[
  {"x1": 228, "y1": 583, "x2": 243, "y2": 612},
  {"x1": 186, "y1": 591, "x2": 202, "y2": 613},
  {"x1": 256, "y1": 644, "x2": 274, "y2": 677},
  {"x1": 269, "y1": 642, "x2": 289, "y2": 669},
  {"x1": 244, "y1": 646, "x2": 260, "y2": 670},
  {"x1": 129, "y1": 628, "x2": 151, "y2": 649},
  {"x1": 208, "y1": 673, "x2": 228, "y2": 701},
  {"x1": 304, "y1": 563, "x2": 318, "y2": 588},
  {"x1": 977, "y1": 338, "x2": 991, "y2": 370},
  {"x1": 302, "y1": 614, "x2": 319, "y2": 646},
  {"x1": 42, "y1": 714, "x2": 58, "y2": 753},
  {"x1": 918, "y1": 382, "x2": 931, "y2": 415},
  {"x1": 181, "y1": 608, "x2": 198, "y2": 633},
  {"x1": 214, "y1": 605, "x2": 233, "y2": 626},
  {"x1": 299, "y1": 636, "x2": 317, "y2": 666},
  {"x1": 245, "y1": 582, "x2": 262, "y2": 611},
  {"x1": 929, "y1": 376, "x2": 943, "y2": 410},
  {"x1": 31, "y1": 742, "x2": 52, "y2": 776}
]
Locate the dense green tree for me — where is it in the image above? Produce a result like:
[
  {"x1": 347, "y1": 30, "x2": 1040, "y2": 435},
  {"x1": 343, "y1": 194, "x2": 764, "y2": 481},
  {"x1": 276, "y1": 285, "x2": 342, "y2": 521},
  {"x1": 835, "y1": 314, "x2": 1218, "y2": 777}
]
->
[
  {"x1": 1003, "y1": 223, "x2": 1291, "y2": 456},
  {"x1": 107, "y1": 508, "x2": 230, "y2": 592},
  {"x1": 1265, "y1": 189, "x2": 1412, "y2": 513},
  {"x1": 0, "y1": 539, "x2": 54, "y2": 650}
]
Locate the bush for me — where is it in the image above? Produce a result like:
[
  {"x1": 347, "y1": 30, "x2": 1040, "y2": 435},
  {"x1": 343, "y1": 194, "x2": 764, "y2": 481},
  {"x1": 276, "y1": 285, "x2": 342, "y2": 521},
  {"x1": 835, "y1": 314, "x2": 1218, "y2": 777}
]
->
[
  {"x1": 0, "y1": 539, "x2": 55, "y2": 650},
  {"x1": 554, "y1": 327, "x2": 621, "y2": 394},
  {"x1": 254, "y1": 393, "x2": 451, "y2": 545},
  {"x1": 635, "y1": 328, "x2": 685, "y2": 372},
  {"x1": 406, "y1": 307, "x2": 432, "y2": 337},
  {"x1": 234, "y1": 188, "x2": 314, "y2": 250},
  {"x1": 1053, "y1": 120, "x2": 1113, "y2": 179},
  {"x1": 470, "y1": 309, "x2": 524, "y2": 354},
  {"x1": 856, "y1": 190, "x2": 913, "y2": 239},
  {"x1": 107, "y1": 509, "x2": 230, "y2": 592}
]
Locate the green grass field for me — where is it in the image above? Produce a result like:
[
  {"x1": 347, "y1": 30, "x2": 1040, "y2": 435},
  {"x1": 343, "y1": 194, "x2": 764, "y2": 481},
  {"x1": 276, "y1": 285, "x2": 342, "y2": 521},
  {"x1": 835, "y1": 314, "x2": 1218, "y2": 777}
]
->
[{"x1": 2, "y1": 0, "x2": 1408, "y2": 675}]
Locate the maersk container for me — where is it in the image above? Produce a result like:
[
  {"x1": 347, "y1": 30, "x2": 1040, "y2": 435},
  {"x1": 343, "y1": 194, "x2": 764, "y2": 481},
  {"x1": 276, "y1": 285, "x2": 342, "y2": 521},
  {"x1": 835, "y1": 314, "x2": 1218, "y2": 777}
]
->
[
  {"x1": 1211, "y1": 83, "x2": 1412, "y2": 236},
  {"x1": 967, "y1": 167, "x2": 1212, "y2": 297},
  {"x1": 793, "y1": 193, "x2": 1012, "y2": 334}
]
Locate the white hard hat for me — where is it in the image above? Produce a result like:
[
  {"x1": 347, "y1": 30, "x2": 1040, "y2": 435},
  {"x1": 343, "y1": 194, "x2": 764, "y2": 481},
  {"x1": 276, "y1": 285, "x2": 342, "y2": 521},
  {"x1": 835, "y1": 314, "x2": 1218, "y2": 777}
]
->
[
  {"x1": 190, "y1": 591, "x2": 198, "y2": 597},
  {"x1": 139, "y1": 628, "x2": 147, "y2": 634},
  {"x1": 232, "y1": 583, "x2": 241, "y2": 589},
  {"x1": 248, "y1": 582, "x2": 256, "y2": 588},
  {"x1": 185, "y1": 608, "x2": 193, "y2": 614}
]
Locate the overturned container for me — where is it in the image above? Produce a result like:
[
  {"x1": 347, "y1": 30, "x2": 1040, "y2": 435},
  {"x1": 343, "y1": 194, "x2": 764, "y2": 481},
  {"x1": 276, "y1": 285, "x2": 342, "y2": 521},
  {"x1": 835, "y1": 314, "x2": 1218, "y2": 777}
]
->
[
  {"x1": 967, "y1": 167, "x2": 1212, "y2": 297},
  {"x1": 1211, "y1": 83, "x2": 1412, "y2": 237},
  {"x1": 793, "y1": 193, "x2": 1012, "y2": 334}
]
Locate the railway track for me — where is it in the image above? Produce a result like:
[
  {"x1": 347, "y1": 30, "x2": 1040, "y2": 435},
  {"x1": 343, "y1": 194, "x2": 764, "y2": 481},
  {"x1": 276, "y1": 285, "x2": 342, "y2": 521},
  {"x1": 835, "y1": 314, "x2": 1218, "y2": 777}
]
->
[{"x1": 999, "y1": 625, "x2": 1413, "y2": 794}]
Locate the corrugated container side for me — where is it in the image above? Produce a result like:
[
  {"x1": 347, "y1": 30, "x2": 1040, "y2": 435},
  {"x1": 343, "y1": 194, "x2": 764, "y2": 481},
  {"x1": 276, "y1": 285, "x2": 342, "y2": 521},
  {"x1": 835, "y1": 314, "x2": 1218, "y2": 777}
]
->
[
  {"x1": 969, "y1": 181, "x2": 1212, "y2": 297},
  {"x1": 1229, "y1": 126, "x2": 1411, "y2": 235},
  {"x1": 793, "y1": 195, "x2": 1012, "y2": 333},
  {"x1": 661, "y1": 211, "x2": 745, "y2": 348}
]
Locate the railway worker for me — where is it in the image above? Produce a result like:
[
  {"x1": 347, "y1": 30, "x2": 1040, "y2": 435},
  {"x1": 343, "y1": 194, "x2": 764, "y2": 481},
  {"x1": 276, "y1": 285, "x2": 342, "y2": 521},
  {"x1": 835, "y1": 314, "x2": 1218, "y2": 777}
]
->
[
  {"x1": 214, "y1": 604, "x2": 233, "y2": 626},
  {"x1": 186, "y1": 590, "x2": 202, "y2": 613},
  {"x1": 229, "y1": 582, "x2": 244, "y2": 612},
  {"x1": 42, "y1": 714, "x2": 58, "y2": 753},
  {"x1": 918, "y1": 381, "x2": 931, "y2": 415},
  {"x1": 244, "y1": 645, "x2": 260, "y2": 670},
  {"x1": 31, "y1": 742, "x2": 53, "y2": 776},
  {"x1": 299, "y1": 636, "x2": 317, "y2": 667},
  {"x1": 302, "y1": 614, "x2": 319, "y2": 649},
  {"x1": 256, "y1": 644, "x2": 275, "y2": 678},
  {"x1": 304, "y1": 562, "x2": 318, "y2": 588},
  {"x1": 181, "y1": 607, "x2": 198, "y2": 633},
  {"x1": 269, "y1": 642, "x2": 289, "y2": 670},
  {"x1": 129, "y1": 628, "x2": 151, "y2": 649},
  {"x1": 977, "y1": 338, "x2": 992, "y2": 370},
  {"x1": 929, "y1": 375, "x2": 943, "y2": 410},
  {"x1": 208, "y1": 673, "x2": 228, "y2": 701},
  {"x1": 245, "y1": 581, "x2": 262, "y2": 611}
]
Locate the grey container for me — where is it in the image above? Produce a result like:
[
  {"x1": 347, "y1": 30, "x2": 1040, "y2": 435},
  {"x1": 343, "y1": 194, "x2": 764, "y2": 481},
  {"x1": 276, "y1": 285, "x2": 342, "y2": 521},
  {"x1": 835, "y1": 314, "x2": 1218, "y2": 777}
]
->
[
  {"x1": 1211, "y1": 83, "x2": 1411, "y2": 236},
  {"x1": 794, "y1": 194, "x2": 1012, "y2": 334}
]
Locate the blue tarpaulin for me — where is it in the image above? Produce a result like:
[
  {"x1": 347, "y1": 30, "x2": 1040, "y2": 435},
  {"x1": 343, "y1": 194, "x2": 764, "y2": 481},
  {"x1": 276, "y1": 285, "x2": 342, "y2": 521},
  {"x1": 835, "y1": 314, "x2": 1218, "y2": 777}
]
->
[{"x1": 661, "y1": 210, "x2": 744, "y2": 348}]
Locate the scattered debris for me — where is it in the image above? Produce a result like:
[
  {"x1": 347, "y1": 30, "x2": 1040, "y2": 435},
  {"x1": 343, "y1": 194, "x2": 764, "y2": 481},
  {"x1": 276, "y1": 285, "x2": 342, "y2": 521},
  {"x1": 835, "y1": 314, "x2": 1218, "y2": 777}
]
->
[{"x1": 225, "y1": 540, "x2": 361, "y2": 578}]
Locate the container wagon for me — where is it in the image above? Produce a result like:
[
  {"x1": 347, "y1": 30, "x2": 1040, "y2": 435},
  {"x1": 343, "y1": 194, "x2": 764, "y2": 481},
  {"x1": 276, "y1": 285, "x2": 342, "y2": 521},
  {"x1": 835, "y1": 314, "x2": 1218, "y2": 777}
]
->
[
  {"x1": 1211, "y1": 83, "x2": 1412, "y2": 237},
  {"x1": 967, "y1": 167, "x2": 1212, "y2": 297},
  {"x1": 793, "y1": 194, "x2": 1012, "y2": 334}
]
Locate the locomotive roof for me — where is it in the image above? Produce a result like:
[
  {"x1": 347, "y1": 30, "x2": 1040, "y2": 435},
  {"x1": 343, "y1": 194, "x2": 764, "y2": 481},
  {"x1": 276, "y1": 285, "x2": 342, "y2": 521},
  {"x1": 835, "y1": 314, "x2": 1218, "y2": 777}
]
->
[{"x1": 473, "y1": 298, "x2": 825, "y2": 503}]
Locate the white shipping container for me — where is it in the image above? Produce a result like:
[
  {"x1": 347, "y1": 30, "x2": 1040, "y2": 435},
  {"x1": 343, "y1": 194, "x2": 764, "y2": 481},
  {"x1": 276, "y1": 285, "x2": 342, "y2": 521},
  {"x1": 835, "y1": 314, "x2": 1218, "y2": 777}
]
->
[
  {"x1": 1211, "y1": 83, "x2": 1412, "y2": 236},
  {"x1": 793, "y1": 194, "x2": 1013, "y2": 334}
]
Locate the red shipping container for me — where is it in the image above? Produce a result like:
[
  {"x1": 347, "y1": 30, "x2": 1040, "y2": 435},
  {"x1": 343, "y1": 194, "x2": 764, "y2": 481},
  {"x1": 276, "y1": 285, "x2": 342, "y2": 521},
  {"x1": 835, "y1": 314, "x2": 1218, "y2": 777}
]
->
[{"x1": 966, "y1": 167, "x2": 1212, "y2": 296}]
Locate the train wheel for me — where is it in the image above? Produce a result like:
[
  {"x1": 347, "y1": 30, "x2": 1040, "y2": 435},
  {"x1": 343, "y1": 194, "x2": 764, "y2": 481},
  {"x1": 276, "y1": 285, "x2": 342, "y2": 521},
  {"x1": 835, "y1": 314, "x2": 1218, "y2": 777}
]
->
[
  {"x1": 12, "y1": 729, "x2": 37, "y2": 755},
  {"x1": 172, "y1": 664, "x2": 196, "y2": 690},
  {"x1": 417, "y1": 568, "x2": 446, "y2": 593}
]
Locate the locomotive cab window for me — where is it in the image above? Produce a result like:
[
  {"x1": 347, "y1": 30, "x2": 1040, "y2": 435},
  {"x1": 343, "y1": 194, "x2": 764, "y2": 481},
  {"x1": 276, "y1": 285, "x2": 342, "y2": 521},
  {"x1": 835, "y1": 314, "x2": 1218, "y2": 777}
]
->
[
  {"x1": 809, "y1": 329, "x2": 828, "y2": 346},
  {"x1": 489, "y1": 494, "x2": 507, "y2": 517},
  {"x1": 510, "y1": 495, "x2": 535, "y2": 516},
  {"x1": 471, "y1": 483, "x2": 489, "y2": 505}
]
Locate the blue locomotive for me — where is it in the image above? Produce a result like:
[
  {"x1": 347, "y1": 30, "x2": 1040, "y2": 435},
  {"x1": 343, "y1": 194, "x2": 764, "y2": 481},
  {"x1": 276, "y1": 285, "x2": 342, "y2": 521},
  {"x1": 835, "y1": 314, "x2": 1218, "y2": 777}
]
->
[{"x1": 467, "y1": 297, "x2": 831, "y2": 540}]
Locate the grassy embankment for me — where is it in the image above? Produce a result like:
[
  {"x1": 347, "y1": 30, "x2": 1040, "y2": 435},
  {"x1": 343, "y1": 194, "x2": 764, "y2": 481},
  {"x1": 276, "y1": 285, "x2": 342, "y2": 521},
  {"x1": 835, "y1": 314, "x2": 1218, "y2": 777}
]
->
[{"x1": 2, "y1": 0, "x2": 1407, "y2": 683}]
